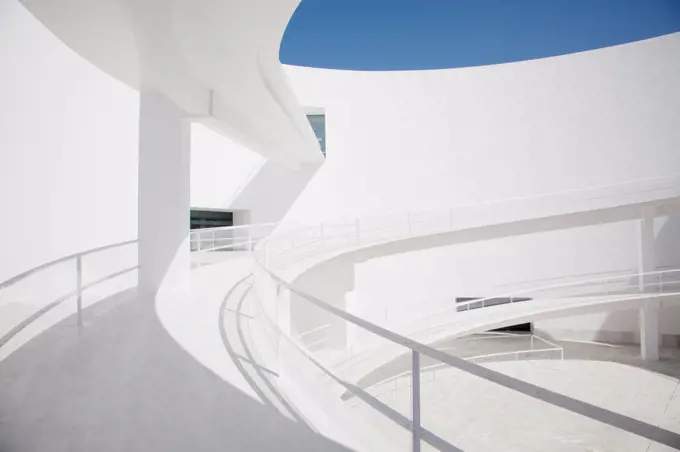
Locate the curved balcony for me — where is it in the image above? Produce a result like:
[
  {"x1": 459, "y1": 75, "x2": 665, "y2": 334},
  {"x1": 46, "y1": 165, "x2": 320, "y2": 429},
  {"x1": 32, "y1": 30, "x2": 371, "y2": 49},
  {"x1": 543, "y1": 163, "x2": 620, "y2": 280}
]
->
[{"x1": 183, "y1": 173, "x2": 680, "y2": 451}]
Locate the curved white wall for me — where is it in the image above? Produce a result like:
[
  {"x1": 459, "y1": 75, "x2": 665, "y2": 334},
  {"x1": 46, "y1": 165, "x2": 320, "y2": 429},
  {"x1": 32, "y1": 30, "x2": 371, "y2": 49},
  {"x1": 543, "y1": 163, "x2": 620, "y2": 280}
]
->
[
  {"x1": 283, "y1": 34, "x2": 680, "y2": 343},
  {"x1": 284, "y1": 33, "x2": 680, "y2": 222},
  {"x1": 0, "y1": 0, "x2": 139, "y2": 283}
]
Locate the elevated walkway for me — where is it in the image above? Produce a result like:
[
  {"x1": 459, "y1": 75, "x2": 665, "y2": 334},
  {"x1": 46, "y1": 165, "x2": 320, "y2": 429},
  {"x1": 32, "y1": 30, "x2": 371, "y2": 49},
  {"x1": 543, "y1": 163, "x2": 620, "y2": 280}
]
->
[{"x1": 0, "y1": 257, "x2": 351, "y2": 452}]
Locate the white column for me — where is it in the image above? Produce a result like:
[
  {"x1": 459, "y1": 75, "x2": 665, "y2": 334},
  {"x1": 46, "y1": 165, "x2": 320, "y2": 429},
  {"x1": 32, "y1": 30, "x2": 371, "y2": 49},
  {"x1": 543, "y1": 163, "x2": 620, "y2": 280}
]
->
[
  {"x1": 637, "y1": 206, "x2": 657, "y2": 289},
  {"x1": 138, "y1": 92, "x2": 192, "y2": 297},
  {"x1": 637, "y1": 206, "x2": 658, "y2": 360},
  {"x1": 640, "y1": 302, "x2": 660, "y2": 361}
]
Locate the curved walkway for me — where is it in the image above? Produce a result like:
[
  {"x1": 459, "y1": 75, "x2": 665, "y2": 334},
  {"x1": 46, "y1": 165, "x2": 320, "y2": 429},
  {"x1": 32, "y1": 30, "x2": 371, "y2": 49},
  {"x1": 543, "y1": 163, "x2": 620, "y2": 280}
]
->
[{"x1": 0, "y1": 280, "x2": 351, "y2": 451}]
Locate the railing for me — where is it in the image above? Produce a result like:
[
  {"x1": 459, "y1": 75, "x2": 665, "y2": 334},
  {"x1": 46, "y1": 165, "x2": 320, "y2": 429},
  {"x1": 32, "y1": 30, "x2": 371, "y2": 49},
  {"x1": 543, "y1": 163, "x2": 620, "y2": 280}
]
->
[
  {"x1": 395, "y1": 268, "x2": 680, "y2": 345},
  {"x1": 193, "y1": 173, "x2": 680, "y2": 261},
  {"x1": 253, "y1": 260, "x2": 680, "y2": 451},
  {"x1": 244, "y1": 173, "x2": 680, "y2": 451},
  {"x1": 190, "y1": 222, "x2": 281, "y2": 252},
  {"x1": 258, "y1": 173, "x2": 680, "y2": 272},
  {"x1": 0, "y1": 240, "x2": 138, "y2": 359},
  {"x1": 354, "y1": 333, "x2": 564, "y2": 403},
  {"x1": 188, "y1": 174, "x2": 680, "y2": 450}
]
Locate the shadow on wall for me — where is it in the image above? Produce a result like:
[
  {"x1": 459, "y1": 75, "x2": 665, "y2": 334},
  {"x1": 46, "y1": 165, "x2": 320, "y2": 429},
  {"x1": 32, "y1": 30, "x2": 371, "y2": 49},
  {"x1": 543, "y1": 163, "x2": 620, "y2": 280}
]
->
[{"x1": 590, "y1": 214, "x2": 680, "y2": 346}]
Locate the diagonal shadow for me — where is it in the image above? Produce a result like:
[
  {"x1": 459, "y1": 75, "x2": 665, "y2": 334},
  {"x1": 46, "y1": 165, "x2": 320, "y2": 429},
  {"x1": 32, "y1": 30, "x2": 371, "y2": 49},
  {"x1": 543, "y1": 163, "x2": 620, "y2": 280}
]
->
[
  {"x1": 0, "y1": 288, "x2": 353, "y2": 452},
  {"x1": 233, "y1": 283, "x2": 310, "y2": 426},
  {"x1": 218, "y1": 273, "x2": 307, "y2": 425}
]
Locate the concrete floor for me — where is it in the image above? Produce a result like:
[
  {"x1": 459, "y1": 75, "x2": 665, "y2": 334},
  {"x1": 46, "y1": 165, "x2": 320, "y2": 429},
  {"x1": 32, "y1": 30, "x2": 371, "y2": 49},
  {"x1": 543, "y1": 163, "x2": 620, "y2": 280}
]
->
[
  {"x1": 4, "y1": 250, "x2": 680, "y2": 452},
  {"x1": 351, "y1": 333, "x2": 680, "y2": 396},
  {"x1": 0, "y1": 287, "x2": 352, "y2": 452},
  {"x1": 360, "y1": 359, "x2": 680, "y2": 452}
]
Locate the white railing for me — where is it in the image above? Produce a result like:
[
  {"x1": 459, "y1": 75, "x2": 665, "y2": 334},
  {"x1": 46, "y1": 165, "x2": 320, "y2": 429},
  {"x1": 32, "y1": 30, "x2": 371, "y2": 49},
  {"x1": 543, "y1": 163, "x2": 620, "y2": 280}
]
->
[
  {"x1": 190, "y1": 222, "x2": 282, "y2": 252},
  {"x1": 396, "y1": 268, "x2": 680, "y2": 344},
  {"x1": 0, "y1": 240, "x2": 138, "y2": 357},
  {"x1": 194, "y1": 173, "x2": 680, "y2": 261},
  {"x1": 257, "y1": 173, "x2": 680, "y2": 272},
  {"x1": 253, "y1": 262, "x2": 680, "y2": 451},
  {"x1": 360, "y1": 333, "x2": 564, "y2": 402},
  {"x1": 197, "y1": 174, "x2": 680, "y2": 450}
]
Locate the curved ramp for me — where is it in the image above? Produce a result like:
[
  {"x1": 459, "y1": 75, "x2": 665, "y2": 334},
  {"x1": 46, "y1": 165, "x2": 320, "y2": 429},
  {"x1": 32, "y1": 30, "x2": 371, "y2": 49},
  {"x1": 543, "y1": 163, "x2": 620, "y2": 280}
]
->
[{"x1": 0, "y1": 288, "x2": 351, "y2": 452}]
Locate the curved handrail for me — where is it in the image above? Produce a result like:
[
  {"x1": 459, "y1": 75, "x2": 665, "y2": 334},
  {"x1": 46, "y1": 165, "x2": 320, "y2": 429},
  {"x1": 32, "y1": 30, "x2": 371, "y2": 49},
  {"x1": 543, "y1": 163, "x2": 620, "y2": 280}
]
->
[
  {"x1": 194, "y1": 172, "x2": 680, "y2": 258},
  {"x1": 0, "y1": 240, "x2": 138, "y2": 353},
  {"x1": 352, "y1": 334, "x2": 564, "y2": 396},
  {"x1": 419, "y1": 268, "x2": 680, "y2": 320},
  {"x1": 357, "y1": 171, "x2": 680, "y2": 222},
  {"x1": 253, "y1": 256, "x2": 680, "y2": 449},
  {"x1": 192, "y1": 174, "x2": 680, "y2": 448},
  {"x1": 0, "y1": 239, "x2": 137, "y2": 291},
  {"x1": 247, "y1": 172, "x2": 680, "y2": 450},
  {"x1": 255, "y1": 173, "x2": 680, "y2": 275}
]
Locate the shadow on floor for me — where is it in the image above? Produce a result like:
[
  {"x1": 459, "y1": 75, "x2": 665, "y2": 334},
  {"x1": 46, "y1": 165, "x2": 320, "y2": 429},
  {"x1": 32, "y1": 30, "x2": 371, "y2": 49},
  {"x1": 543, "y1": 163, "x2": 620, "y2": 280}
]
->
[{"x1": 0, "y1": 289, "x2": 353, "y2": 452}]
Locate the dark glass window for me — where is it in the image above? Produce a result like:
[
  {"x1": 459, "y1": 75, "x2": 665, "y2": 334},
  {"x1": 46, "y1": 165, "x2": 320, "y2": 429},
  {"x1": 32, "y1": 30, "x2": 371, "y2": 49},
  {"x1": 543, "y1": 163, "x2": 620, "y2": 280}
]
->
[
  {"x1": 190, "y1": 210, "x2": 233, "y2": 230},
  {"x1": 306, "y1": 114, "x2": 326, "y2": 157}
]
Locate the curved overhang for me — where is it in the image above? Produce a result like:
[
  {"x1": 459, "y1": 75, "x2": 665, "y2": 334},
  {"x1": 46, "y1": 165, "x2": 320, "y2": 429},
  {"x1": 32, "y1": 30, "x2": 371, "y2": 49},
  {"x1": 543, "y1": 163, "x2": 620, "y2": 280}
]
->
[{"x1": 20, "y1": 0, "x2": 322, "y2": 167}]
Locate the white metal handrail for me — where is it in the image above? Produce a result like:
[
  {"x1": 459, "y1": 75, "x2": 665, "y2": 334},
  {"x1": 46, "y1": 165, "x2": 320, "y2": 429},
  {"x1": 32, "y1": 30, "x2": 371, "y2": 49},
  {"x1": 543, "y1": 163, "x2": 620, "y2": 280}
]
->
[
  {"x1": 254, "y1": 173, "x2": 680, "y2": 273},
  {"x1": 216, "y1": 173, "x2": 680, "y2": 450},
  {"x1": 429, "y1": 268, "x2": 680, "y2": 316},
  {"x1": 254, "y1": 256, "x2": 680, "y2": 451},
  {"x1": 0, "y1": 240, "x2": 138, "y2": 351},
  {"x1": 250, "y1": 188, "x2": 680, "y2": 451},
  {"x1": 361, "y1": 334, "x2": 563, "y2": 396},
  {"x1": 366, "y1": 347, "x2": 564, "y2": 401},
  {"x1": 195, "y1": 174, "x2": 678, "y2": 255}
]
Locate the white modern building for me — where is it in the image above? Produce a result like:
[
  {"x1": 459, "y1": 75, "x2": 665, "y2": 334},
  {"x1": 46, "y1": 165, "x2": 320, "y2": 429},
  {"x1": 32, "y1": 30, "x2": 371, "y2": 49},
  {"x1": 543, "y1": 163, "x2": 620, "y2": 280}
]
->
[{"x1": 1, "y1": 0, "x2": 680, "y2": 451}]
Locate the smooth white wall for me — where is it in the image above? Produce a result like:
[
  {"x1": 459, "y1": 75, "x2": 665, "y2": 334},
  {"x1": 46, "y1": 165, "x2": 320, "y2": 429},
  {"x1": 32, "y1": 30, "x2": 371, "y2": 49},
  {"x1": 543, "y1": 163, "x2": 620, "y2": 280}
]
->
[
  {"x1": 0, "y1": 0, "x2": 138, "y2": 281},
  {"x1": 284, "y1": 33, "x2": 680, "y2": 222},
  {"x1": 283, "y1": 34, "x2": 680, "y2": 342},
  {"x1": 0, "y1": 0, "x2": 140, "y2": 355},
  {"x1": 354, "y1": 221, "x2": 638, "y2": 317},
  {"x1": 190, "y1": 123, "x2": 264, "y2": 210}
]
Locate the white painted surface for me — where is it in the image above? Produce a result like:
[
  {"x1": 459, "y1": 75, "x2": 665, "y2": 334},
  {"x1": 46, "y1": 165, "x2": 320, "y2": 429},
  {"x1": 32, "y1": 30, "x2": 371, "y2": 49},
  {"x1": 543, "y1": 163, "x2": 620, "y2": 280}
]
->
[
  {"x1": 361, "y1": 360, "x2": 680, "y2": 451},
  {"x1": 354, "y1": 222, "x2": 639, "y2": 319},
  {"x1": 230, "y1": 160, "x2": 322, "y2": 224},
  {"x1": 284, "y1": 33, "x2": 680, "y2": 222},
  {"x1": 190, "y1": 123, "x2": 265, "y2": 210},
  {"x1": 156, "y1": 254, "x2": 259, "y2": 400},
  {"x1": 21, "y1": 0, "x2": 322, "y2": 166},
  {"x1": 0, "y1": 0, "x2": 138, "y2": 283},
  {"x1": 278, "y1": 35, "x2": 680, "y2": 341},
  {"x1": 138, "y1": 92, "x2": 191, "y2": 296}
]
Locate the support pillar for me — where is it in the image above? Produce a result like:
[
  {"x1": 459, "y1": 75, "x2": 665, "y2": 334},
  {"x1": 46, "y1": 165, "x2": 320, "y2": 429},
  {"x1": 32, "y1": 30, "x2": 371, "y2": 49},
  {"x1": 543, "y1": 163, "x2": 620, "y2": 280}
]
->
[
  {"x1": 138, "y1": 92, "x2": 192, "y2": 297},
  {"x1": 637, "y1": 206, "x2": 659, "y2": 360},
  {"x1": 640, "y1": 302, "x2": 660, "y2": 361}
]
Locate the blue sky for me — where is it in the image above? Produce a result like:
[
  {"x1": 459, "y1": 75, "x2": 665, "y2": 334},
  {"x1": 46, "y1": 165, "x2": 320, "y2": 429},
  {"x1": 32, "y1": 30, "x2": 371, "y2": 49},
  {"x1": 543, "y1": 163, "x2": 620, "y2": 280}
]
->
[{"x1": 280, "y1": 0, "x2": 680, "y2": 70}]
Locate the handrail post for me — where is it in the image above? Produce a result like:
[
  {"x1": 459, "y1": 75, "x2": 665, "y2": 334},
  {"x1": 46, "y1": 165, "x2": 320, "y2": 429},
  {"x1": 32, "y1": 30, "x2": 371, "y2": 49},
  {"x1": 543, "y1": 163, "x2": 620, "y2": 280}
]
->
[
  {"x1": 248, "y1": 233, "x2": 253, "y2": 252},
  {"x1": 411, "y1": 350, "x2": 421, "y2": 452},
  {"x1": 76, "y1": 256, "x2": 83, "y2": 329}
]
